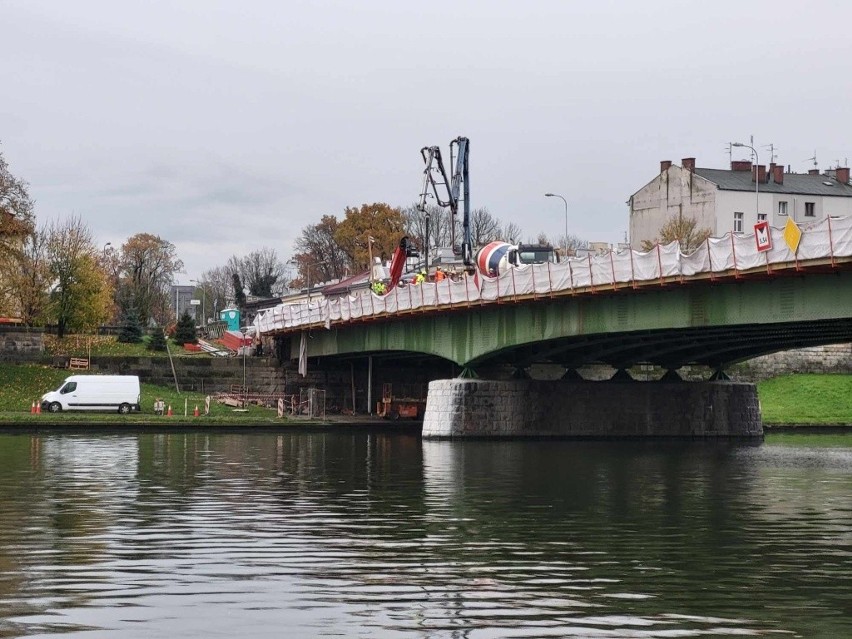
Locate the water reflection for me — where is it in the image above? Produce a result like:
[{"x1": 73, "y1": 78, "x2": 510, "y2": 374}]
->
[{"x1": 0, "y1": 431, "x2": 849, "y2": 638}]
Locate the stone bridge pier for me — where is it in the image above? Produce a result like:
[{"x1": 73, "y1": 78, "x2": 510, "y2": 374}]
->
[{"x1": 421, "y1": 379, "x2": 762, "y2": 438}]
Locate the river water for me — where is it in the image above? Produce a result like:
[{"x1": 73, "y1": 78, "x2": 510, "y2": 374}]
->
[{"x1": 0, "y1": 429, "x2": 850, "y2": 638}]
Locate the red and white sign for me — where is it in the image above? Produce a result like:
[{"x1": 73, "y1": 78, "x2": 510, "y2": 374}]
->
[{"x1": 754, "y1": 220, "x2": 772, "y2": 252}]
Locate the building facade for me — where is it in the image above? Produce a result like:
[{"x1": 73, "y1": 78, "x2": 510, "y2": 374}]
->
[
  {"x1": 629, "y1": 157, "x2": 852, "y2": 249},
  {"x1": 170, "y1": 285, "x2": 197, "y2": 323}
]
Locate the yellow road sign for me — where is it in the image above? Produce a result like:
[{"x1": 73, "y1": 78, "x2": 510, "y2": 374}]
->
[{"x1": 783, "y1": 218, "x2": 802, "y2": 253}]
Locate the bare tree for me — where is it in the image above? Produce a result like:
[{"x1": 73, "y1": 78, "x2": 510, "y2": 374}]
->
[
  {"x1": 228, "y1": 247, "x2": 287, "y2": 298},
  {"x1": 469, "y1": 207, "x2": 501, "y2": 248},
  {"x1": 558, "y1": 233, "x2": 589, "y2": 256},
  {"x1": 403, "y1": 203, "x2": 452, "y2": 259},
  {"x1": 499, "y1": 222, "x2": 523, "y2": 244},
  {"x1": 641, "y1": 215, "x2": 711, "y2": 252},
  {"x1": 199, "y1": 265, "x2": 234, "y2": 316}
]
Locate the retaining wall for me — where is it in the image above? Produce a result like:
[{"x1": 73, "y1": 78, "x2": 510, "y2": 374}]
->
[
  {"x1": 0, "y1": 331, "x2": 44, "y2": 360},
  {"x1": 87, "y1": 356, "x2": 283, "y2": 395},
  {"x1": 732, "y1": 344, "x2": 852, "y2": 381},
  {"x1": 422, "y1": 379, "x2": 762, "y2": 438}
]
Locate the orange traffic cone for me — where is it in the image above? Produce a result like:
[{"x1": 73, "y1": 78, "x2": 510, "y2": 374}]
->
[
  {"x1": 193, "y1": 405, "x2": 199, "y2": 417},
  {"x1": 167, "y1": 404, "x2": 172, "y2": 416},
  {"x1": 35, "y1": 402, "x2": 41, "y2": 414},
  {"x1": 30, "y1": 402, "x2": 35, "y2": 414}
]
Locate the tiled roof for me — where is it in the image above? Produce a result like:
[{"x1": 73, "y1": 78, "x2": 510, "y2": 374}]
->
[{"x1": 695, "y1": 168, "x2": 852, "y2": 197}]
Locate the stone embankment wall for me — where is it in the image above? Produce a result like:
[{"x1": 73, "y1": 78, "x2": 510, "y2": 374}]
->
[
  {"x1": 87, "y1": 356, "x2": 283, "y2": 395},
  {"x1": 731, "y1": 344, "x2": 852, "y2": 381},
  {"x1": 0, "y1": 331, "x2": 44, "y2": 360},
  {"x1": 90, "y1": 356, "x2": 360, "y2": 412},
  {"x1": 422, "y1": 379, "x2": 762, "y2": 438}
]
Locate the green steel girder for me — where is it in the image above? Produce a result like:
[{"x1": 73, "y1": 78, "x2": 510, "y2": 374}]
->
[
  {"x1": 538, "y1": 320, "x2": 851, "y2": 369},
  {"x1": 293, "y1": 270, "x2": 852, "y2": 368}
]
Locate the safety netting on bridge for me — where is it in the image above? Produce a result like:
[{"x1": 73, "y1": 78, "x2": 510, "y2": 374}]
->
[{"x1": 254, "y1": 216, "x2": 852, "y2": 335}]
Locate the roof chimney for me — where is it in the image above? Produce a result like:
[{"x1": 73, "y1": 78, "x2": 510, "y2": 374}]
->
[
  {"x1": 660, "y1": 160, "x2": 672, "y2": 173},
  {"x1": 772, "y1": 165, "x2": 784, "y2": 184},
  {"x1": 681, "y1": 157, "x2": 695, "y2": 173},
  {"x1": 809, "y1": 169, "x2": 820, "y2": 175},
  {"x1": 731, "y1": 160, "x2": 752, "y2": 172},
  {"x1": 836, "y1": 167, "x2": 850, "y2": 184},
  {"x1": 752, "y1": 165, "x2": 767, "y2": 183}
]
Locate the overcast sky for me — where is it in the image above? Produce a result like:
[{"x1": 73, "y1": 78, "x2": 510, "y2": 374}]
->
[{"x1": 3, "y1": 0, "x2": 851, "y2": 281}]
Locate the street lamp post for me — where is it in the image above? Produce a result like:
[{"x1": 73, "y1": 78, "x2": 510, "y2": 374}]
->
[
  {"x1": 100, "y1": 242, "x2": 112, "y2": 334},
  {"x1": 190, "y1": 279, "x2": 206, "y2": 328},
  {"x1": 289, "y1": 259, "x2": 330, "y2": 303},
  {"x1": 545, "y1": 193, "x2": 569, "y2": 254},
  {"x1": 367, "y1": 236, "x2": 376, "y2": 284},
  {"x1": 240, "y1": 326, "x2": 248, "y2": 406},
  {"x1": 732, "y1": 142, "x2": 760, "y2": 223}
]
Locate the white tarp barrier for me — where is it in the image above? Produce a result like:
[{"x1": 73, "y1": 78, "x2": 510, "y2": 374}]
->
[{"x1": 254, "y1": 216, "x2": 852, "y2": 336}]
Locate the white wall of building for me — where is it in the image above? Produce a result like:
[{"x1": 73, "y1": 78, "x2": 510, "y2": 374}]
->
[
  {"x1": 630, "y1": 164, "x2": 852, "y2": 248},
  {"x1": 629, "y1": 166, "x2": 717, "y2": 248}
]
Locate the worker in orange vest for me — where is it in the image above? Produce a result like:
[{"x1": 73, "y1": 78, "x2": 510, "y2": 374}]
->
[{"x1": 434, "y1": 267, "x2": 446, "y2": 282}]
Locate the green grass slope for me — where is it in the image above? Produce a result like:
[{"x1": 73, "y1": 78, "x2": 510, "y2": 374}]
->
[
  {"x1": 757, "y1": 374, "x2": 852, "y2": 425},
  {"x1": 0, "y1": 363, "x2": 280, "y2": 423}
]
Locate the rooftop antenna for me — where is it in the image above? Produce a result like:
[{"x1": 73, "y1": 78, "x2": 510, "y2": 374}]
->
[
  {"x1": 763, "y1": 143, "x2": 778, "y2": 164},
  {"x1": 725, "y1": 142, "x2": 733, "y2": 164},
  {"x1": 803, "y1": 151, "x2": 818, "y2": 170}
]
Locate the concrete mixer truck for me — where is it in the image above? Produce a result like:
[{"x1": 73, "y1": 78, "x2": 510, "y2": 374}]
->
[{"x1": 475, "y1": 241, "x2": 560, "y2": 277}]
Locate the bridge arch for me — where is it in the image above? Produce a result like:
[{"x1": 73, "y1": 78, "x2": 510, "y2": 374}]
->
[{"x1": 293, "y1": 271, "x2": 852, "y2": 372}]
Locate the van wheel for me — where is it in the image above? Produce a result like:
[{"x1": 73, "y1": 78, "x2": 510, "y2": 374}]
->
[
  {"x1": 118, "y1": 403, "x2": 131, "y2": 415},
  {"x1": 48, "y1": 402, "x2": 61, "y2": 413}
]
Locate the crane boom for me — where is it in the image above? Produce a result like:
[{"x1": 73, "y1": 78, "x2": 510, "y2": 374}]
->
[
  {"x1": 450, "y1": 136, "x2": 471, "y2": 266},
  {"x1": 416, "y1": 135, "x2": 472, "y2": 267},
  {"x1": 417, "y1": 146, "x2": 455, "y2": 214}
]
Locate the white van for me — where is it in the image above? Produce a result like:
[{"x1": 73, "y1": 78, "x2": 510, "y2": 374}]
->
[{"x1": 41, "y1": 375, "x2": 142, "y2": 414}]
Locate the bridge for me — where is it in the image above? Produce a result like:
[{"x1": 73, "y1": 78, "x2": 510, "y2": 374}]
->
[
  {"x1": 256, "y1": 218, "x2": 852, "y2": 438},
  {"x1": 258, "y1": 217, "x2": 852, "y2": 375}
]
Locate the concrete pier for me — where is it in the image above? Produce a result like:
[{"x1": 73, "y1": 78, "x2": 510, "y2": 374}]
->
[{"x1": 421, "y1": 379, "x2": 762, "y2": 438}]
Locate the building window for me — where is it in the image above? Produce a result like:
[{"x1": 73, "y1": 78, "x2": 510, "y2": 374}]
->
[
  {"x1": 733, "y1": 212, "x2": 743, "y2": 233},
  {"x1": 804, "y1": 202, "x2": 816, "y2": 217},
  {"x1": 757, "y1": 213, "x2": 767, "y2": 222},
  {"x1": 778, "y1": 201, "x2": 788, "y2": 216}
]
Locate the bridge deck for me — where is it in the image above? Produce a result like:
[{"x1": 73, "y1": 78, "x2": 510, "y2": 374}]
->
[{"x1": 256, "y1": 216, "x2": 852, "y2": 336}]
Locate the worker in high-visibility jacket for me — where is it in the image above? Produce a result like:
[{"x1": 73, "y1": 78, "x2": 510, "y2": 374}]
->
[
  {"x1": 371, "y1": 280, "x2": 387, "y2": 295},
  {"x1": 413, "y1": 270, "x2": 426, "y2": 285}
]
